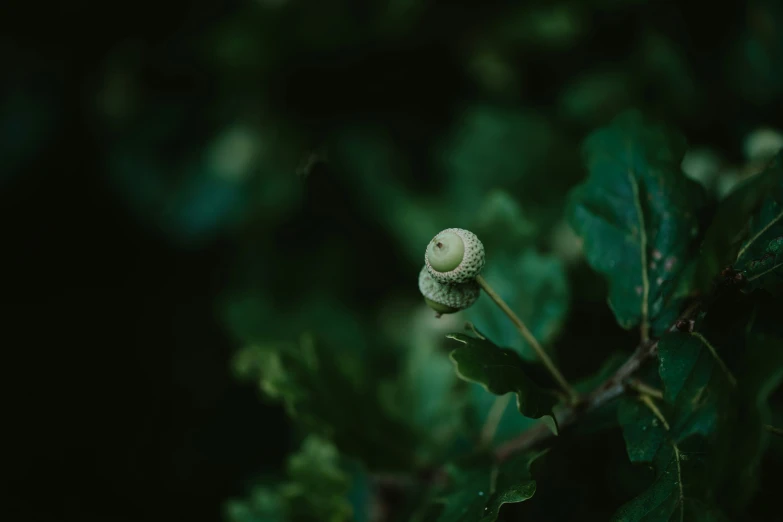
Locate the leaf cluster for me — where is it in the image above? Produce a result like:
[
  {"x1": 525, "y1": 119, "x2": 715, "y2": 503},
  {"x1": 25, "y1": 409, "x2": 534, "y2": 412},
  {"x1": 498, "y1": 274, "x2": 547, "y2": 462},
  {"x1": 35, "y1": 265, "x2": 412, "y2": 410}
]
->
[{"x1": 225, "y1": 110, "x2": 783, "y2": 521}]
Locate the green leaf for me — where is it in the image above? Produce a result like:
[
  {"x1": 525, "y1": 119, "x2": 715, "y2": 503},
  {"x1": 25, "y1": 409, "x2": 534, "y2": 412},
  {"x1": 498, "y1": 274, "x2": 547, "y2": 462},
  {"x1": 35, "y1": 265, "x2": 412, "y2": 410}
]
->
[
  {"x1": 616, "y1": 312, "x2": 748, "y2": 521},
  {"x1": 232, "y1": 332, "x2": 419, "y2": 471},
  {"x1": 442, "y1": 106, "x2": 559, "y2": 199},
  {"x1": 617, "y1": 397, "x2": 668, "y2": 463},
  {"x1": 225, "y1": 487, "x2": 286, "y2": 522},
  {"x1": 696, "y1": 152, "x2": 783, "y2": 291},
  {"x1": 377, "y1": 303, "x2": 471, "y2": 463},
  {"x1": 225, "y1": 436, "x2": 357, "y2": 522},
  {"x1": 717, "y1": 302, "x2": 783, "y2": 511},
  {"x1": 434, "y1": 467, "x2": 499, "y2": 522},
  {"x1": 733, "y1": 155, "x2": 783, "y2": 292},
  {"x1": 441, "y1": 105, "x2": 579, "y2": 234},
  {"x1": 614, "y1": 396, "x2": 728, "y2": 521},
  {"x1": 568, "y1": 110, "x2": 706, "y2": 337},
  {"x1": 283, "y1": 437, "x2": 355, "y2": 522},
  {"x1": 657, "y1": 332, "x2": 737, "y2": 407},
  {"x1": 649, "y1": 293, "x2": 782, "y2": 515},
  {"x1": 469, "y1": 190, "x2": 538, "y2": 255},
  {"x1": 612, "y1": 441, "x2": 728, "y2": 522},
  {"x1": 479, "y1": 481, "x2": 537, "y2": 520},
  {"x1": 465, "y1": 250, "x2": 570, "y2": 361},
  {"x1": 434, "y1": 452, "x2": 541, "y2": 522},
  {"x1": 447, "y1": 334, "x2": 560, "y2": 425}
]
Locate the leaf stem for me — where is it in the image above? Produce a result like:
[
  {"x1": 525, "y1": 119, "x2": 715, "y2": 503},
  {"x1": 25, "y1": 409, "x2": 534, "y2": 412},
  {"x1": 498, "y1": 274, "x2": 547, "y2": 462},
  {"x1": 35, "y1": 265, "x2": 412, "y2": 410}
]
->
[
  {"x1": 639, "y1": 394, "x2": 670, "y2": 430},
  {"x1": 626, "y1": 166, "x2": 650, "y2": 343},
  {"x1": 626, "y1": 379, "x2": 664, "y2": 400},
  {"x1": 480, "y1": 394, "x2": 511, "y2": 447},
  {"x1": 493, "y1": 299, "x2": 702, "y2": 463},
  {"x1": 475, "y1": 274, "x2": 579, "y2": 403},
  {"x1": 689, "y1": 332, "x2": 738, "y2": 387},
  {"x1": 639, "y1": 395, "x2": 683, "y2": 520}
]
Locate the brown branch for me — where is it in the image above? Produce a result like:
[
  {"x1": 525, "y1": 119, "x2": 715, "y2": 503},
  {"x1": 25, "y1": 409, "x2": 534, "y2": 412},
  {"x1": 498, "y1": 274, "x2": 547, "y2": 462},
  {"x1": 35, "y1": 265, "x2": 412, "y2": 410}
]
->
[
  {"x1": 372, "y1": 301, "x2": 702, "y2": 500},
  {"x1": 493, "y1": 300, "x2": 702, "y2": 463}
]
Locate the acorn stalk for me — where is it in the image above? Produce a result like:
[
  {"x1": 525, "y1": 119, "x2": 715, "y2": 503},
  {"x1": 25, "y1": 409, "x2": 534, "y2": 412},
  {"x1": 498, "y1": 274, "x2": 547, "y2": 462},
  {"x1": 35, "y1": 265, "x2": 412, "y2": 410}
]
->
[{"x1": 418, "y1": 227, "x2": 578, "y2": 403}]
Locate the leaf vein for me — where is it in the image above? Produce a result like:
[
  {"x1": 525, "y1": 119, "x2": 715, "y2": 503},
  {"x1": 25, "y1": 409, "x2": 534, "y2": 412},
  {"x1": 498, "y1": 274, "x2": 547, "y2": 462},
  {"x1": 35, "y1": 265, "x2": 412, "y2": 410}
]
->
[
  {"x1": 626, "y1": 164, "x2": 650, "y2": 341},
  {"x1": 639, "y1": 395, "x2": 683, "y2": 522},
  {"x1": 578, "y1": 202, "x2": 643, "y2": 247},
  {"x1": 746, "y1": 258, "x2": 783, "y2": 282},
  {"x1": 688, "y1": 332, "x2": 738, "y2": 386},
  {"x1": 673, "y1": 444, "x2": 684, "y2": 522},
  {"x1": 736, "y1": 209, "x2": 783, "y2": 262}
]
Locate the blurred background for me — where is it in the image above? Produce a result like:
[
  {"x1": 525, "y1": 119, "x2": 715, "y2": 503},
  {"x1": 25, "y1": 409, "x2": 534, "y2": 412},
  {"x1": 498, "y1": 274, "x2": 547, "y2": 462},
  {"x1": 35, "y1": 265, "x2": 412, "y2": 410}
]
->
[{"x1": 4, "y1": 0, "x2": 783, "y2": 521}]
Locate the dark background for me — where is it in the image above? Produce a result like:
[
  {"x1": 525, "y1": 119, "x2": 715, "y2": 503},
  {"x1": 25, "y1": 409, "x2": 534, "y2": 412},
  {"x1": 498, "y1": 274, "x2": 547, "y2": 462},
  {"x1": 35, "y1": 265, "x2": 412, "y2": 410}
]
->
[{"x1": 4, "y1": 1, "x2": 783, "y2": 521}]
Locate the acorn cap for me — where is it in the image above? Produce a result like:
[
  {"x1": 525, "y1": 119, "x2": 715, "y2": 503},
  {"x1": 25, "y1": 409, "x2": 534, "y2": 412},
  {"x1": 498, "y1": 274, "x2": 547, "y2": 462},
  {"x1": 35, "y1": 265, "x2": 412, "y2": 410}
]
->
[
  {"x1": 425, "y1": 228, "x2": 485, "y2": 284},
  {"x1": 418, "y1": 266, "x2": 480, "y2": 314}
]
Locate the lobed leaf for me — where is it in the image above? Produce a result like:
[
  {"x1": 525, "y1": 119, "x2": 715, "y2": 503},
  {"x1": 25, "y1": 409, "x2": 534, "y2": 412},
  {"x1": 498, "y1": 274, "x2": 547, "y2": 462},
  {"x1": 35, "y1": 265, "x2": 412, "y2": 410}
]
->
[
  {"x1": 615, "y1": 294, "x2": 783, "y2": 520},
  {"x1": 612, "y1": 441, "x2": 729, "y2": 522},
  {"x1": 657, "y1": 332, "x2": 736, "y2": 407},
  {"x1": 568, "y1": 110, "x2": 707, "y2": 338},
  {"x1": 447, "y1": 334, "x2": 560, "y2": 426},
  {"x1": 614, "y1": 396, "x2": 728, "y2": 521},
  {"x1": 433, "y1": 452, "x2": 542, "y2": 522},
  {"x1": 732, "y1": 154, "x2": 783, "y2": 292},
  {"x1": 232, "y1": 331, "x2": 420, "y2": 471},
  {"x1": 695, "y1": 152, "x2": 783, "y2": 291},
  {"x1": 225, "y1": 436, "x2": 358, "y2": 522},
  {"x1": 615, "y1": 312, "x2": 747, "y2": 521}
]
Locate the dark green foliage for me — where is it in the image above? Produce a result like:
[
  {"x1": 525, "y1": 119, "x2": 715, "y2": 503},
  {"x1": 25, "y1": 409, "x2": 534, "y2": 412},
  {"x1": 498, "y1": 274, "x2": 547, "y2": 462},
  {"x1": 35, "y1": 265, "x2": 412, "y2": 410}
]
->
[
  {"x1": 232, "y1": 335, "x2": 420, "y2": 471},
  {"x1": 614, "y1": 345, "x2": 732, "y2": 522},
  {"x1": 424, "y1": 452, "x2": 542, "y2": 522},
  {"x1": 697, "y1": 153, "x2": 783, "y2": 292},
  {"x1": 568, "y1": 111, "x2": 707, "y2": 337},
  {"x1": 733, "y1": 155, "x2": 783, "y2": 292},
  {"x1": 566, "y1": 114, "x2": 782, "y2": 521},
  {"x1": 611, "y1": 302, "x2": 783, "y2": 521},
  {"x1": 447, "y1": 334, "x2": 560, "y2": 424},
  {"x1": 221, "y1": 109, "x2": 783, "y2": 521},
  {"x1": 465, "y1": 250, "x2": 569, "y2": 361},
  {"x1": 225, "y1": 436, "x2": 359, "y2": 522},
  {"x1": 10, "y1": 1, "x2": 783, "y2": 521},
  {"x1": 717, "y1": 302, "x2": 783, "y2": 512}
]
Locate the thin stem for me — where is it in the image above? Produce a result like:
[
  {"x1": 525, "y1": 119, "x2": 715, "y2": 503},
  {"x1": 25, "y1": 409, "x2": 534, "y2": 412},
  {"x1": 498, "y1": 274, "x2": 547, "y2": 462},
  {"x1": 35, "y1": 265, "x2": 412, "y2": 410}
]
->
[
  {"x1": 493, "y1": 299, "x2": 703, "y2": 463},
  {"x1": 475, "y1": 274, "x2": 578, "y2": 403},
  {"x1": 465, "y1": 321, "x2": 486, "y2": 340},
  {"x1": 626, "y1": 379, "x2": 664, "y2": 400},
  {"x1": 480, "y1": 394, "x2": 511, "y2": 447}
]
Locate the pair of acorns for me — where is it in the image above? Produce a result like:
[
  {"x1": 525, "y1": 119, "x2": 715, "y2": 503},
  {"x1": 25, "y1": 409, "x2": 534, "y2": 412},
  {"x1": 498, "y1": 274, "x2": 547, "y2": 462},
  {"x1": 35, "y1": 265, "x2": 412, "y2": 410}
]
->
[{"x1": 418, "y1": 228, "x2": 485, "y2": 315}]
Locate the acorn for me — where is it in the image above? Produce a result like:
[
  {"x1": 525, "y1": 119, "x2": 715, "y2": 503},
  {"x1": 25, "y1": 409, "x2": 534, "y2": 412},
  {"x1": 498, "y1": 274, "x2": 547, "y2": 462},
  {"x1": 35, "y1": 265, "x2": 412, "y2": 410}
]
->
[
  {"x1": 425, "y1": 228, "x2": 485, "y2": 285},
  {"x1": 418, "y1": 266, "x2": 480, "y2": 315}
]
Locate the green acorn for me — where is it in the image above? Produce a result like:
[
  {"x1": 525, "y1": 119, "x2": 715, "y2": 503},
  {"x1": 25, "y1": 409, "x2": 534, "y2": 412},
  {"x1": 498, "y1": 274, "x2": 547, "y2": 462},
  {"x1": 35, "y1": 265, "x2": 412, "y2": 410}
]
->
[
  {"x1": 425, "y1": 228, "x2": 485, "y2": 285},
  {"x1": 418, "y1": 266, "x2": 480, "y2": 315}
]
